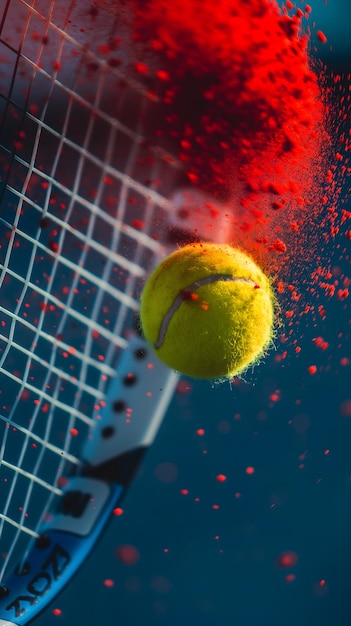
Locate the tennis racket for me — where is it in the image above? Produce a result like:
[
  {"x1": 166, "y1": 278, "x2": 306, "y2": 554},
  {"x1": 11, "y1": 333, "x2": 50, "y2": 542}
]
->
[{"x1": 0, "y1": 1, "x2": 234, "y2": 624}]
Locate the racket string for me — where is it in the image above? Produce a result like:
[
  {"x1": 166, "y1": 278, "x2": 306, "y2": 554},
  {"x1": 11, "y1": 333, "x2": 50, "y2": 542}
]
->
[{"x1": 0, "y1": 0, "x2": 181, "y2": 579}]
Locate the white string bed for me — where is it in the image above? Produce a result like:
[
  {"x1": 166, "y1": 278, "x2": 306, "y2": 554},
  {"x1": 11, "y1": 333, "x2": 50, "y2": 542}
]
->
[{"x1": 0, "y1": 0, "x2": 180, "y2": 579}]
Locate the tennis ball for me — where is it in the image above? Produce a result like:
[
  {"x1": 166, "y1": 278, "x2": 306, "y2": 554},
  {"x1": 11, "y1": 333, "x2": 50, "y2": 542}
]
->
[{"x1": 140, "y1": 242, "x2": 275, "y2": 380}]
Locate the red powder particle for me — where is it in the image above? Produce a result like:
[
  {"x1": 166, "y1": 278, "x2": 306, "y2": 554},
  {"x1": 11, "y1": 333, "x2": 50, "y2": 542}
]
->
[
  {"x1": 116, "y1": 544, "x2": 140, "y2": 565},
  {"x1": 307, "y1": 365, "x2": 317, "y2": 375},
  {"x1": 268, "y1": 239, "x2": 287, "y2": 254},
  {"x1": 337, "y1": 288, "x2": 349, "y2": 300},
  {"x1": 340, "y1": 357, "x2": 350, "y2": 367},
  {"x1": 176, "y1": 379, "x2": 192, "y2": 394},
  {"x1": 216, "y1": 474, "x2": 227, "y2": 482},
  {"x1": 276, "y1": 550, "x2": 298, "y2": 568},
  {"x1": 245, "y1": 466, "x2": 255, "y2": 475},
  {"x1": 313, "y1": 337, "x2": 329, "y2": 350},
  {"x1": 316, "y1": 30, "x2": 327, "y2": 44},
  {"x1": 113, "y1": 507, "x2": 124, "y2": 516},
  {"x1": 270, "y1": 391, "x2": 281, "y2": 402},
  {"x1": 52, "y1": 608, "x2": 62, "y2": 616},
  {"x1": 134, "y1": 61, "x2": 149, "y2": 75},
  {"x1": 98, "y1": 44, "x2": 110, "y2": 55},
  {"x1": 132, "y1": 219, "x2": 144, "y2": 229},
  {"x1": 285, "y1": 573, "x2": 296, "y2": 583},
  {"x1": 340, "y1": 400, "x2": 351, "y2": 417},
  {"x1": 156, "y1": 69, "x2": 170, "y2": 81},
  {"x1": 187, "y1": 172, "x2": 199, "y2": 184},
  {"x1": 48, "y1": 241, "x2": 59, "y2": 253}
]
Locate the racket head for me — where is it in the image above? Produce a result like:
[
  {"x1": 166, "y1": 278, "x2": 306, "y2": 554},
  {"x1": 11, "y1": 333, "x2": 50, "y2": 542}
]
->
[{"x1": 0, "y1": 1, "x2": 237, "y2": 623}]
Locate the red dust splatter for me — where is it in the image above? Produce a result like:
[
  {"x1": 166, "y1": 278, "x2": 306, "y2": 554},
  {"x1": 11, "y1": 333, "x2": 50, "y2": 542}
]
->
[
  {"x1": 285, "y1": 573, "x2": 296, "y2": 583},
  {"x1": 245, "y1": 466, "x2": 255, "y2": 475},
  {"x1": 52, "y1": 608, "x2": 62, "y2": 616},
  {"x1": 340, "y1": 400, "x2": 351, "y2": 417},
  {"x1": 129, "y1": 0, "x2": 328, "y2": 266},
  {"x1": 216, "y1": 474, "x2": 227, "y2": 482},
  {"x1": 316, "y1": 30, "x2": 327, "y2": 44},
  {"x1": 276, "y1": 550, "x2": 298, "y2": 568},
  {"x1": 116, "y1": 544, "x2": 140, "y2": 565},
  {"x1": 313, "y1": 336, "x2": 329, "y2": 350},
  {"x1": 113, "y1": 507, "x2": 124, "y2": 516}
]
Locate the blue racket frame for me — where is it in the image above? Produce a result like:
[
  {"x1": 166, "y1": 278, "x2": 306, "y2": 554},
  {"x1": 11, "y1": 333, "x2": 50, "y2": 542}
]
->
[{"x1": 0, "y1": 337, "x2": 178, "y2": 625}]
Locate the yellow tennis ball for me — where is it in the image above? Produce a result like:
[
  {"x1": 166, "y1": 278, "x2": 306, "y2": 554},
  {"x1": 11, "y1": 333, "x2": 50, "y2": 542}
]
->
[{"x1": 140, "y1": 242, "x2": 275, "y2": 380}]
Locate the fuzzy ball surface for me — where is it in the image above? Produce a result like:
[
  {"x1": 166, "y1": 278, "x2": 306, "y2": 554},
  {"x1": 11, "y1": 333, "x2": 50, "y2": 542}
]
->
[{"x1": 140, "y1": 243, "x2": 275, "y2": 380}]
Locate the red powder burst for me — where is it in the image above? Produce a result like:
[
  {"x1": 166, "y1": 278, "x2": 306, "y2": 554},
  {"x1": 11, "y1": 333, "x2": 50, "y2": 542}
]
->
[{"x1": 130, "y1": 0, "x2": 327, "y2": 266}]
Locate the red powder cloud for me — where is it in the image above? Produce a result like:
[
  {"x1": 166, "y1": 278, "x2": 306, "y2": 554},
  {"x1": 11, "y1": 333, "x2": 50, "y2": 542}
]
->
[{"x1": 129, "y1": 0, "x2": 328, "y2": 266}]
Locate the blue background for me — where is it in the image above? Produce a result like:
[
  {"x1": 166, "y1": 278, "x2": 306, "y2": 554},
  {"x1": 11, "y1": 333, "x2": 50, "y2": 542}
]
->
[{"x1": 34, "y1": 3, "x2": 351, "y2": 625}]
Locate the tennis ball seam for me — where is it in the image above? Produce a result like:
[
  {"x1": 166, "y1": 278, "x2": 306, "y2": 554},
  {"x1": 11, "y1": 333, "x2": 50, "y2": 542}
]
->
[{"x1": 154, "y1": 273, "x2": 258, "y2": 349}]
